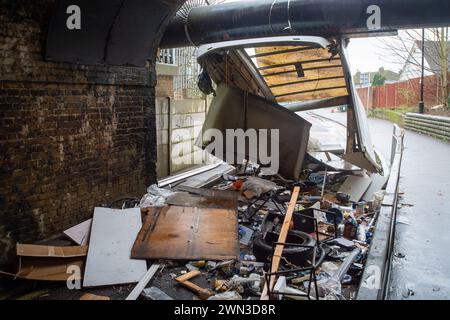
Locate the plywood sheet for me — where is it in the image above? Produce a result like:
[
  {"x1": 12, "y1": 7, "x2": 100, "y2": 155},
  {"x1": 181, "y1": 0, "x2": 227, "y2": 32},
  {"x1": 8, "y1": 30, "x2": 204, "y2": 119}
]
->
[
  {"x1": 131, "y1": 205, "x2": 239, "y2": 261},
  {"x1": 83, "y1": 207, "x2": 147, "y2": 287},
  {"x1": 255, "y1": 46, "x2": 348, "y2": 103}
]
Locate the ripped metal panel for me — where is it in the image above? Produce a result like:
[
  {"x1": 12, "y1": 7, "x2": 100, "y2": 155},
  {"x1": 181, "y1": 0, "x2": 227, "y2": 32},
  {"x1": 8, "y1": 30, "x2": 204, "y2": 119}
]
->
[{"x1": 197, "y1": 84, "x2": 311, "y2": 180}]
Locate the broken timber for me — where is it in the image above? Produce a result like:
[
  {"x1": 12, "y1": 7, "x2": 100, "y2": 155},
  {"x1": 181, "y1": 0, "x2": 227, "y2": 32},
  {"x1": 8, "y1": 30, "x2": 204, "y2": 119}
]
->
[
  {"x1": 261, "y1": 186, "x2": 301, "y2": 300},
  {"x1": 175, "y1": 270, "x2": 213, "y2": 300},
  {"x1": 126, "y1": 264, "x2": 161, "y2": 300}
]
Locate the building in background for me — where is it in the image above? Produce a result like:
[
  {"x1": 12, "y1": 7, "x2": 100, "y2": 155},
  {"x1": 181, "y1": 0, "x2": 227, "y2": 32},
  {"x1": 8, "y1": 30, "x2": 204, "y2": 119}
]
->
[{"x1": 354, "y1": 67, "x2": 400, "y2": 87}]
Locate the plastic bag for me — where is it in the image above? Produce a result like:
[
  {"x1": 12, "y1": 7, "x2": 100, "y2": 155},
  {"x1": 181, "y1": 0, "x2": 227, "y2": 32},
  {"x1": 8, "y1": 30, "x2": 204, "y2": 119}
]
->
[
  {"x1": 140, "y1": 184, "x2": 174, "y2": 208},
  {"x1": 241, "y1": 177, "x2": 279, "y2": 198}
]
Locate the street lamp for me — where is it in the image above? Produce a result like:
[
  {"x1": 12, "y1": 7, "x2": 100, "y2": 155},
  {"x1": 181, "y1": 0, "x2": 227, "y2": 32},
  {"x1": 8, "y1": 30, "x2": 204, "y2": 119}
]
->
[{"x1": 419, "y1": 28, "x2": 425, "y2": 114}]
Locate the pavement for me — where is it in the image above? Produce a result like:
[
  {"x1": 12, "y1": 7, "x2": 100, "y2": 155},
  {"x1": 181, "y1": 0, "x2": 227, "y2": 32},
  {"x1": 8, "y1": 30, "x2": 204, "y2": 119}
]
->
[
  {"x1": 307, "y1": 109, "x2": 450, "y2": 299},
  {"x1": 384, "y1": 120, "x2": 450, "y2": 300}
]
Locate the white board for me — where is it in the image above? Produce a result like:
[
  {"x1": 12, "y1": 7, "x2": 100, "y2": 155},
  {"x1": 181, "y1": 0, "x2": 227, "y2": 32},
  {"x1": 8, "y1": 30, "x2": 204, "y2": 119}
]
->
[
  {"x1": 338, "y1": 175, "x2": 372, "y2": 202},
  {"x1": 83, "y1": 207, "x2": 147, "y2": 287},
  {"x1": 63, "y1": 219, "x2": 92, "y2": 246}
]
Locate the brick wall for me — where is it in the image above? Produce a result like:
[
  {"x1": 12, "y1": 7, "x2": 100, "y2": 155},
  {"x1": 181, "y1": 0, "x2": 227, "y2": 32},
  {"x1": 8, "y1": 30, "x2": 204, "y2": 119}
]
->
[
  {"x1": 156, "y1": 75, "x2": 174, "y2": 99},
  {"x1": 0, "y1": 0, "x2": 160, "y2": 266}
]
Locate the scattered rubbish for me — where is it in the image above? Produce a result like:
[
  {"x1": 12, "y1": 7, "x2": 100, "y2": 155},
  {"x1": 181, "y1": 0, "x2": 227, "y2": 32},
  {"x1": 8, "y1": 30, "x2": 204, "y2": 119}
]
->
[
  {"x1": 186, "y1": 263, "x2": 199, "y2": 272},
  {"x1": 83, "y1": 207, "x2": 147, "y2": 287},
  {"x1": 273, "y1": 276, "x2": 312, "y2": 300},
  {"x1": 4, "y1": 139, "x2": 389, "y2": 300},
  {"x1": 238, "y1": 225, "x2": 254, "y2": 245},
  {"x1": 140, "y1": 184, "x2": 175, "y2": 207},
  {"x1": 208, "y1": 291, "x2": 242, "y2": 300},
  {"x1": 336, "y1": 192, "x2": 350, "y2": 204},
  {"x1": 80, "y1": 293, "x2": 110, "y2": 300},
  {"x1": 142, "y1": 287, "x2": 174, "y2": 300},
  {"x1": 321, "y1": 262, "x2": 339, "y2": 274},
  {"x1": 241, "y1": 177, "x2": 280, "y2": 198},
  {"x1": 402, "y1": 287, "x2": 415, "y2": 298},
  {"x1": 131, "y1": 205, "x2": 238, "y2": 261},
  {"x1": 63, "y1": 219, "x2": 92, "y2": 246},
  {"x1": 328, "y1": 237, "x2": 356, "y2": 250}
]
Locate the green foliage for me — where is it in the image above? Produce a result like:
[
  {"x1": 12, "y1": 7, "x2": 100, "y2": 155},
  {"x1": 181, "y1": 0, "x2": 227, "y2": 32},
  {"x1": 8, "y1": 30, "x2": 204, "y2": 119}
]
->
[{"x1": 372, "y1": 73, "x2": 386, "y2": 86}]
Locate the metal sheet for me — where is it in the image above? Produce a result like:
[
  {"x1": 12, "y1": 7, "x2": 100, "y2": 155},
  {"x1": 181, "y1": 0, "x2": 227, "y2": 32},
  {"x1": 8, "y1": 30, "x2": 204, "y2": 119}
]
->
[
  {"x1": 83, "y1": 207, "x2": 147, "y2": 287},
  {"x1": 197, "y1": 84, "x2": 311, "y2": 180},
  {"x1": 131, "y1": 206, "x2": 239, "y2": 261},
  {"x1": 338, "y1": 175, "x2": 372, "y2": 202}
]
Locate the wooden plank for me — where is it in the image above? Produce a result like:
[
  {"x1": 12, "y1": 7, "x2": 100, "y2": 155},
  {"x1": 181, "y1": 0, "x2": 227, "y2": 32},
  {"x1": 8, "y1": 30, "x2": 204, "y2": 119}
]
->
[
  {"x1": 131, "y1": 206, "x2": 239, "y2": 260},
  {"x1": 16, "y1": 244, "x2": 88, "y2": 258},
  {"x1": 80, "y1": 293, "x2": 110, "y2": 300},
  {"x1": 83, "y1": 208, "x2": 147, "y2": 287},
  {"x1": 175, "y1": 270, "x2": 213, "y2": 299},
  {"x1": 261, "y1": 186, "x2": 301, "y2": 300},
  {"x1": 125, "y1": 264, "x2": 160, "y2": 300},
  {"x1": 175, "y1": 270, "x2": 201, "y2": 282}
]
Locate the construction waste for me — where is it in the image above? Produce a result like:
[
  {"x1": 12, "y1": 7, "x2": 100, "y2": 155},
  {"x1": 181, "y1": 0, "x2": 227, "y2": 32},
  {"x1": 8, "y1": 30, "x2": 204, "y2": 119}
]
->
[{"x1": 0, "y1": 161, "x2": 385, "y2": 300}]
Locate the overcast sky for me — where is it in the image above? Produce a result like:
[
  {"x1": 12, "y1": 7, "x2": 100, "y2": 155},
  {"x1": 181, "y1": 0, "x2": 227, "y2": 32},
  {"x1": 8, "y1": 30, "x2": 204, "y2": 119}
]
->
[{"x1": 347, "y1": 37, "x2": 401, "y2": 75}]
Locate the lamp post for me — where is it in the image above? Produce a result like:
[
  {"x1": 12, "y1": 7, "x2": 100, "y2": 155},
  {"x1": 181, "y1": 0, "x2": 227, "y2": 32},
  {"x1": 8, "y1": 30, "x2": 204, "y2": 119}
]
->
[{"x1": 419, "y1": 28, "x2": 425, "y2": 114}]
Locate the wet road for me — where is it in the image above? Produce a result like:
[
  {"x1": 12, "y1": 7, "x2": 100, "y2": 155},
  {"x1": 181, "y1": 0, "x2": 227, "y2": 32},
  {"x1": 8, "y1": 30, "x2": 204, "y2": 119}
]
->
[
  {"x1": 384, "y1": 121, "x2": 450, "y2": 300},
  {"x1": 309, "y1": 109, "x2": 450, "y2": 299}
]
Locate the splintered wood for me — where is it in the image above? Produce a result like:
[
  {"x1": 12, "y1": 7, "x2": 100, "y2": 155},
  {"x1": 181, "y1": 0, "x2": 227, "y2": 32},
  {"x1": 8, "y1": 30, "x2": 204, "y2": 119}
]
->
[
  {"x1": 131, "y1": 205, "x2": 239, "y2": 261},
  {"x1": 261, "y1": 186, "x2": 301, "y2": 300}
]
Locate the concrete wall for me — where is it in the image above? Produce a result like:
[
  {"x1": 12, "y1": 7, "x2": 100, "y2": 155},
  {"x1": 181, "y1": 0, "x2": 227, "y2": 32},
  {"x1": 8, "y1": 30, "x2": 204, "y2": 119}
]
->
[
  {"x1": 155, "y1": 98, "x2": 210, "y2": 178},
  {"x1": 0, "y1": 0, "x2": 164, "y2": 266}
]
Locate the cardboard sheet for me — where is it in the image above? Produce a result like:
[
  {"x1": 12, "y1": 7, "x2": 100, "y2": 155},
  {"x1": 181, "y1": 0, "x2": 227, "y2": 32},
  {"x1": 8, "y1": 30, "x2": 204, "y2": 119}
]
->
[{"x1": 16, "y1": 244, "x2": 88, "y2": 258}]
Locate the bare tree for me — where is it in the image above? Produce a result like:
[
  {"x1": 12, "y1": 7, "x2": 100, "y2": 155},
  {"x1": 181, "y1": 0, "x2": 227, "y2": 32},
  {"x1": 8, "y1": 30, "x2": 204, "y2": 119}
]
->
[{"x1": 378, "y1": 28, "x2": 449, "y2": 108}]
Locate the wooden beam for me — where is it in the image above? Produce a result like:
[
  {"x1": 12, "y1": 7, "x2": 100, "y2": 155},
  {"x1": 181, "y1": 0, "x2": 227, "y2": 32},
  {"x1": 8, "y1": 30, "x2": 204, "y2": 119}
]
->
[
  {"x1": 260, "y1": 186, "x2": 301, "y2": 300},
  {"x1": 263, "y1": 65, "x2": 342, "y2": 77},
  {"x1": 274, "y1": 85, "x2": 348, "y2": 98},
  {"x1": 125, "y1": 264, "x2": 160, "y2": 300},
  {"x1": 175, "y1": 270, "x2": 213, "y2": 299}
]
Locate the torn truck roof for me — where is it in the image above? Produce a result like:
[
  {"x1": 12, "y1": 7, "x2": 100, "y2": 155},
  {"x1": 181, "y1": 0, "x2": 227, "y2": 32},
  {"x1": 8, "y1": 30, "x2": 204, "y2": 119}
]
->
[{"x1": 197, "y1": 36, "x2": 381, "y2": 174}]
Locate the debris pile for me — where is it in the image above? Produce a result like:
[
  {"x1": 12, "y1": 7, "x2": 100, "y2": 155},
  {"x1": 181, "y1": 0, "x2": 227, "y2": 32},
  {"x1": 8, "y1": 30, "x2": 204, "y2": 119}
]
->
[{"x1": 0, "y1": 160, "x2": 384, "y2": 301}]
